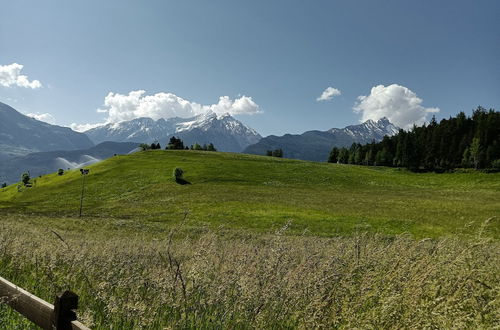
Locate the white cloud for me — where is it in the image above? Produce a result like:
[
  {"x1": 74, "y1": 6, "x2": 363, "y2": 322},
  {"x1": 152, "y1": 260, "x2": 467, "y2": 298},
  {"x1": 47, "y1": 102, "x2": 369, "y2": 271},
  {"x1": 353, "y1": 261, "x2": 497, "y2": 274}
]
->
[
  {"x1": 26, "y1": 112, "x2": 55, "y2": 124},
  {"x1": 317, "y1": 87, "x2": 341, "y2": 101},
  {"x1": 353, "y1": 84, "x2": 439, "y2": 129},
  {"x1": 70, "y1": 122, "x2": 104, "y2": 132},
  {"x1": 100, "y1": 90, "x2": 262, "y2": 123},
  {"x1": 0, "y1": 63, "x2": 42, "y2": 89}
]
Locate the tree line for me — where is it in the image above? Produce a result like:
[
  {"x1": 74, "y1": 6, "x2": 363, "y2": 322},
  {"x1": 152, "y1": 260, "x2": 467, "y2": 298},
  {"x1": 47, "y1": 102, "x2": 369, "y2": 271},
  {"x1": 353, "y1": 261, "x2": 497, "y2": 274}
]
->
[
  {"x1": 141, "y1": 137, "x2": 217, "y2": 152},
  {"x1": 328, "y1": 107, "x2": 500, "y2": 171}
]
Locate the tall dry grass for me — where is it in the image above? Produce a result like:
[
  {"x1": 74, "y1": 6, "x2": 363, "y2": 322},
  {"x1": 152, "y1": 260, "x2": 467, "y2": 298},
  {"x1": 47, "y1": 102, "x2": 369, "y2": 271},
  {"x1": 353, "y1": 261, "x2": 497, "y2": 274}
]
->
[{"x1": 0, "y1": 219, "x2": 499, "y2": 329}]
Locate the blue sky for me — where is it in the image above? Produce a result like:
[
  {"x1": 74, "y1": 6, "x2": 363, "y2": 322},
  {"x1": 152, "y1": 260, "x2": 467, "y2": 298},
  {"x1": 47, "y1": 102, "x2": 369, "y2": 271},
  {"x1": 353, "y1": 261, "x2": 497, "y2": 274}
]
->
[{"x1": 1, "y1": 0, "x2": 499, "y2": 135}]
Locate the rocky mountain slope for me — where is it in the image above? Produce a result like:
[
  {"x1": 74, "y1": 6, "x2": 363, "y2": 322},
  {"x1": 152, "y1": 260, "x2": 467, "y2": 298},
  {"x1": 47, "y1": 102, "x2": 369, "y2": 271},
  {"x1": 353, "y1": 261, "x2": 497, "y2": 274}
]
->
[
  {"x1": 84, "y1": 111, "x2": 261, "y2": 152},
  {"x1": 0, "y1": 102, "x2": 94, "y2": 159}
]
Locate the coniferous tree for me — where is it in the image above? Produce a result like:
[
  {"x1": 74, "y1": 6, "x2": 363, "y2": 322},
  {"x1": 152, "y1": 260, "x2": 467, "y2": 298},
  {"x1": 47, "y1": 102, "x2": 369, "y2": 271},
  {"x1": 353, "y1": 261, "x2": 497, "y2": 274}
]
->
[
  {"x1": 167, "y1": 136, "x2": 185, "y2": 150},
  {"x1": 207, "y1": 143, "x2": 217, "y2": 151},
  {"x1": 326, "y1": 107, "x2": 499, "y2": 171},
  {"x1": 328, "y1": 147, "x2": 340, "y2": 163}
]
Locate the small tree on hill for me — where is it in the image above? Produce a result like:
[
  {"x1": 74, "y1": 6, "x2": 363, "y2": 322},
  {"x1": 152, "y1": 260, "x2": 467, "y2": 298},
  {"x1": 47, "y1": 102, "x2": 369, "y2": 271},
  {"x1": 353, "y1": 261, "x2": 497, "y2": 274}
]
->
[
  {"x1": 207, "y1": 143, "x2": 217, "y2": 151},
  {"x1": 1, "y1": 183, "x2": 6, "y2": 188},
  {"x1": 272, "y1": 149, "x2": 283, "y2": 158},
  {"x1": 58, "y1": 168, "x2": 64, "y2": 176},
  {"x1": 266, "y1": 150, "x2": 273, "y2": 156},
  {"x1": 140, "y1": 143, "x2": 151, "y2": 151},
  {"x1": 173, "y1": 167, "x2": 184, "y2": 181},
  {"x1": 21, "y1": 172, "x2": 30, "y2": 186},
  {"x1": 167, "y1": 136, "x2": 184, "y2": 150}
]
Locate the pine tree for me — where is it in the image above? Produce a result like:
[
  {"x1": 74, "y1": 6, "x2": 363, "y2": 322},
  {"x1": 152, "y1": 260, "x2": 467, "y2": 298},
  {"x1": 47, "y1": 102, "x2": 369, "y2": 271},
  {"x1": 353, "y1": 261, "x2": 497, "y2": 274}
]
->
[
  {"x1": 207, "y1": 143, "x2": 217, "y2": 151},
  {"x1": 470, "y1": 137, "x2": 481, "y2": 169},
  {"x1": 328, "y1": 147, "x2": 339, "y2": 163}
]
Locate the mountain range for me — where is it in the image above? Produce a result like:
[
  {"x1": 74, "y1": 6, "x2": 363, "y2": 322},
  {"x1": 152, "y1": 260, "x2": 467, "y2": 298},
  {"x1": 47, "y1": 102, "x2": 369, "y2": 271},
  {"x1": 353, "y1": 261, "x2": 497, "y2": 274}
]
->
[
  {"x1": 0, "y1": 102, "x2": 94, "y2": 160},
  {"x1": 0, "y1": 101, "x2": 400, "y2": 183},
  {"x1": 84, "y1": 111, "x2": 262, "y2": 152},
  {"x1": 243, "y1": 118, "x2": 400, "y2": 161}
]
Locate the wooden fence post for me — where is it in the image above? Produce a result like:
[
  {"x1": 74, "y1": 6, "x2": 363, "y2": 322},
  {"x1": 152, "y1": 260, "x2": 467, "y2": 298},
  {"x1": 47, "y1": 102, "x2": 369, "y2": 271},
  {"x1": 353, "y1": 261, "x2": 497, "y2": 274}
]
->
[{"x1": 52, "y1": 291, "x2": 79, "y2": 330}]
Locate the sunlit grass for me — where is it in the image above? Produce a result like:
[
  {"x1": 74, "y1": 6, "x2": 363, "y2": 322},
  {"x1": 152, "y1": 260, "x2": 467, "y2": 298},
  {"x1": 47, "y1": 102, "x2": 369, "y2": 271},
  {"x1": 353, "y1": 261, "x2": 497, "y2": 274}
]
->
[
  {"x1": 1, "y1": 150, "x2": 499, "y2": 238},
  {"x1": 1, "y1": 150, "x2": 499, "y2": 328}
]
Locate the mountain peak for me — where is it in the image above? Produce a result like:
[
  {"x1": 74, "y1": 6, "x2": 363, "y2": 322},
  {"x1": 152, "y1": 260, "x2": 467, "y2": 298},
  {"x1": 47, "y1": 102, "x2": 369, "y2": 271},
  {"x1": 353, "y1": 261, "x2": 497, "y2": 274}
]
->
[{"x1": 83, "y1": 112, "x2": 261, "y2": 152}]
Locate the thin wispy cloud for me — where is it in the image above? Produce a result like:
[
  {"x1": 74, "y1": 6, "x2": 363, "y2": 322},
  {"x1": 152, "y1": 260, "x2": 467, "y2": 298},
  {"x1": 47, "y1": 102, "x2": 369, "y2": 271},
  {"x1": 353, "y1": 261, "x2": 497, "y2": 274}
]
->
[
  {"x1": 317, "y1": 87, "x2": 341, "y2": 101},
  {"x1": 353, "y1": 84, "x2": 439, "y2": 129},
  {"x1": 0, "y1": 63, "x2": 42, "y2": 89},
  {"x1": 26, "y1": 112, "x2": 56, "y2": 124},
  {"x1": 70, "y1": 122, "x2": 104, "y2": 132}
]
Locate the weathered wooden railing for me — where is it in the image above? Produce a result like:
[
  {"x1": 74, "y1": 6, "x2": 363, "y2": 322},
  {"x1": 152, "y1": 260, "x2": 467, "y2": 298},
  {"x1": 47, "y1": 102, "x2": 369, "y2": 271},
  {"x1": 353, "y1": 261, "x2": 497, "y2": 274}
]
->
[{"x1": 0, "y1": 276, "x2": 90, "y2": 329}]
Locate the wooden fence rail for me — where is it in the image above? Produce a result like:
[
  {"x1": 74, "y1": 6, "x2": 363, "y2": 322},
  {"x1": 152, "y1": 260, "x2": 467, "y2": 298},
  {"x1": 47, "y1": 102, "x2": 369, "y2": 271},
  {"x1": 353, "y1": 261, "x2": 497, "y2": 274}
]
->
[{"x1": 0, "y1": 276, "x2": 90, "y2": 330}]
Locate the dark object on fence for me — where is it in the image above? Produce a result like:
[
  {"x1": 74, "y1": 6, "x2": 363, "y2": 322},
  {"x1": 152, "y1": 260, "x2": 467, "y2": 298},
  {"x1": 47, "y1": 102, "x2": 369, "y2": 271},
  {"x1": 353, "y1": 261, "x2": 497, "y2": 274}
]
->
[
  {"x1": 0, "y1": 276, "x2": 90, "y2": 329},
  {"x1": 79, "y1": 168, "x2": 90, "y2": 217},
  {"x1": 53, "y1": 291, "x2": 79, "y2": 330}
]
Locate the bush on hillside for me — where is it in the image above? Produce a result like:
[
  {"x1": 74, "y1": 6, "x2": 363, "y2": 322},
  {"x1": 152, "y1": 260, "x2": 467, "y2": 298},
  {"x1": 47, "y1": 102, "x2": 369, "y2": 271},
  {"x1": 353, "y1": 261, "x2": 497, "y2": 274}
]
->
[
  {"x1": 58, "y1": 168, "x2": 64, "y2": 176},
  {"x1": 1, "y1": 183, "x2": 6, "y2": 188},
  {"x1": 140, "y1": 143, "x2": 151, "y2": 151},
  {"x1": 21, "y1": 172, "x2": 30, "y2": 186},
  {"x1": 173, "y1": 167, "x2": 184, "y2": 180},
  {"x1": 167, "y1": 136, "x2": 185, "y2": 150}
]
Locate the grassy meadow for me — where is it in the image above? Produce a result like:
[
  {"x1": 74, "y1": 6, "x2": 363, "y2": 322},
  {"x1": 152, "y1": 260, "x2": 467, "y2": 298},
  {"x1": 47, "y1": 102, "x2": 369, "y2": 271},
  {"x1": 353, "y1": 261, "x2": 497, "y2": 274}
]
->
[{"x1": 0, "y1": 150, "x2": 499, "y2": 328}]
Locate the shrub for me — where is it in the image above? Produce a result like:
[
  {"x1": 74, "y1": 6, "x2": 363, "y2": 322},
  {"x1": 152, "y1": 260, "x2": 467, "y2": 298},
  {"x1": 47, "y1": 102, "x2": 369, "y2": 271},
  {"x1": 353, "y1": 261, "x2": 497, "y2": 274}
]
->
[
  {"x1": 139, "y1": 143, "x2": 151, "y2": 151},
  {"x1": 58, "y1": 168, "x2": 64, "y2": 176},
  {"x1": 491, "y1": 159, "x2": 500, "y2": 169},
  {"x1": 1, "y1": 183, "x2": 6, "y2": 188},
  {"x1": 173, "y1": 167, "x2": 184, "y2": 181},
  {"x1": 21, "y1": 172, "x2": 30, "y2": 186}
]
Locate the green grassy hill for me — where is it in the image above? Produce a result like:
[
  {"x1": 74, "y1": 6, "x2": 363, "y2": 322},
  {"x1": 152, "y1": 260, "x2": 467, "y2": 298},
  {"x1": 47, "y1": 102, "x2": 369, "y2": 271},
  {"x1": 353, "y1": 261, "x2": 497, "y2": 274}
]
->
[
  {"x1": 1, "y1": 150, "x2": 498, "y2": 238},
  {"x1": 1, "y1": 150, "x2": 499, "y2": 328}
]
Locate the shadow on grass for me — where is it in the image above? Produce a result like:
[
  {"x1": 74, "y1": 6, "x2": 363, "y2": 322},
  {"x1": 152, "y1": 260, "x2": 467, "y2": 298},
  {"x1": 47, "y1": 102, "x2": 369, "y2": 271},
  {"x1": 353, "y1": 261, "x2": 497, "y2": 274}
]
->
[{"x1": 175, "y1": 178, "x2": 191, "y2": 185}]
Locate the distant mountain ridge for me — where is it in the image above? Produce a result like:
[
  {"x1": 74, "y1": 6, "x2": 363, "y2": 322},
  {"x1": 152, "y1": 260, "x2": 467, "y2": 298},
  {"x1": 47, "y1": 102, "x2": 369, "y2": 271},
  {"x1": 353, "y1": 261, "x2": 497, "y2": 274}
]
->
[
  {"x1": 0, "y1": 101, "x2": 94, "y2": 159},
  {"x1": 0, "y1": 141, "x2": 139, "y2": 184},
  {"x1": 243, "y1": 118, "x2": 399, "y2": 162},
  {"x1": 84, "y1": 111, "x2": 262, "y2": 152}
]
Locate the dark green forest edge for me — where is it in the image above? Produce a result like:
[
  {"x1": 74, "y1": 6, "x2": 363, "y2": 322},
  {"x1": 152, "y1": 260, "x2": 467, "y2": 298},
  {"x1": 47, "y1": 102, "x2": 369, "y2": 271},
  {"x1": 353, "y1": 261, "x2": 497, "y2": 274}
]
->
[{"x1": 329, "y1": 107, "x2": 500, "y2": 171}]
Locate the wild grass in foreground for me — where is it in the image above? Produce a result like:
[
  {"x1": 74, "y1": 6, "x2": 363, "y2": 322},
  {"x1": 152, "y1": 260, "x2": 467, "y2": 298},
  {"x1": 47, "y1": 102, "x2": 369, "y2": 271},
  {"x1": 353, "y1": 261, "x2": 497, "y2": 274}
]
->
[{"x1": 0, "y1": 218, "x2": 498, "y2": 329}]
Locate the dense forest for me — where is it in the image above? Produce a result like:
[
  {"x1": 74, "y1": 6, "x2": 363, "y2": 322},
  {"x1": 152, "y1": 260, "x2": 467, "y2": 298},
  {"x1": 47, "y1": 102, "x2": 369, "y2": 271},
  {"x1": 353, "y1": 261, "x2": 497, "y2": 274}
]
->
[{"x1": 328, "y1": 107, "x2": 500, "y2": 171}]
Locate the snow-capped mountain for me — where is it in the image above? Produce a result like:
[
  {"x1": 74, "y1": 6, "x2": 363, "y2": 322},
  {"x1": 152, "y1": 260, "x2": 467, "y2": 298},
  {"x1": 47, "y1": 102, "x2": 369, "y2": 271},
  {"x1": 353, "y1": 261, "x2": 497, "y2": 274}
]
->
[
  {"x1": 244, "y1": 118, "x2": 400, "y2": 162},
  {"x1": 84, "y1": 111, "x2": 262, "y2": 152},
  {"x1": 328, "y1": 117, "x2": 400, "y2": 141}
]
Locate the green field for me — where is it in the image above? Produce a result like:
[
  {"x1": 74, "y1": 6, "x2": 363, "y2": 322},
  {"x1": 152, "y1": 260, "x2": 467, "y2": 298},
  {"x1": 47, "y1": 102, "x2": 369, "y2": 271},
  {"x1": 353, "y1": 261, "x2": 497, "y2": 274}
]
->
[
  {"x1": 1, "y1": 150, "x2": 499, "y2": 238},
  {"x1": 1, "y1": 150, "x2": 499, "y2": 328}
]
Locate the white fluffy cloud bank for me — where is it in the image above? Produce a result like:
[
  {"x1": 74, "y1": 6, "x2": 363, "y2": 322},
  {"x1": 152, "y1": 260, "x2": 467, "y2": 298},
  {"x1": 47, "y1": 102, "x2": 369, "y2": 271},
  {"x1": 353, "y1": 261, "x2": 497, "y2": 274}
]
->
[
  {"x1": 317, "y1": 87, "x2": 341, "y2": 101},
  {"x1": 0, "y1": 63, "x2": 42, "y2": 89},
  {"x1": 353, "y1": 84, "x2": 439, "y2": 129},
  {"x1": 27, "y1": 112, "x2": 56, "y2": 124},
  {"x1": 98, "y1": 90, "x2": 262, "y2": 123}
]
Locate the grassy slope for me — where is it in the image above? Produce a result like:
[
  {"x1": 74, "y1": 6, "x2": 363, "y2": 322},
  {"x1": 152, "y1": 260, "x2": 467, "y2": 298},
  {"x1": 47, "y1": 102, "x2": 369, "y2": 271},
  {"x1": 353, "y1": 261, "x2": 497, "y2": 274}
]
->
[
  {"x1": 1, "y1": 150, "x2": 499, "y2": 328},
  {"x1": 1, "y1": 150, "x2": 499, "y2": 238}
]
